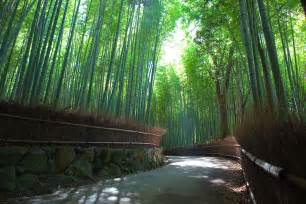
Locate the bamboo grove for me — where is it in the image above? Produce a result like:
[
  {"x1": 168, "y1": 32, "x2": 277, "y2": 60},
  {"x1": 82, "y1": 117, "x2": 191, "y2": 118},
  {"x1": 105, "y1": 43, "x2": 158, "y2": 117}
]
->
[
  {"x1": 152, "y1": 63, "x2": 220, "y2": 147},
  {"x1": 0, "y1": 0, "x2": 305, "y2": 148},
  {"x1": 153, "y1": 0, "x2": 305, "y2": 148},
  {"x1": 0, "y1": 0, "x2": 165, "y2": 122}
]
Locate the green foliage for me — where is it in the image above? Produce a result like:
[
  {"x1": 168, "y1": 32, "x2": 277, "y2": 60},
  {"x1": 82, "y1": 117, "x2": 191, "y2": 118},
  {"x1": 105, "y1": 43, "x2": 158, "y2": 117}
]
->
[
  {"x1": 0, "y1": 0, "x2": 175, "y2": 124},
  {"x1": 161, "y1": 0, "x2": 182, "y2": 36},
  {"x1": 0, "y1": 0, "x2": 304, "y2": 148},
  {"x1": 153, "y1": 0, "x2": 305, "y2": 147}
]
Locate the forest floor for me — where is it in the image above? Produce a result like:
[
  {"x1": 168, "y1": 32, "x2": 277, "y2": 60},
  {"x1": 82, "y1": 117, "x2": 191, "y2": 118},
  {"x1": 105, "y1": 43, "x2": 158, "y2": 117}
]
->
[{"x1": 9, "y1": 156, "x2": 249, "y2": 204}]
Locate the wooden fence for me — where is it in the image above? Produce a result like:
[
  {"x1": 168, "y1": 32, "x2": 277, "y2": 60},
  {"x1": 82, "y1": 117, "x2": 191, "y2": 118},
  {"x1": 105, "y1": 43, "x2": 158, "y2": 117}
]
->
[{"x1": 0, "y1": 113, "x2": 163, "y2": 148}]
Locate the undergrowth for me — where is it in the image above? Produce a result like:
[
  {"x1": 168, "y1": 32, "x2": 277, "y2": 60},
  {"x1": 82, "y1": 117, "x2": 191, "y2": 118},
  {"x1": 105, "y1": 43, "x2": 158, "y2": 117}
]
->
[
  {"x1": 235, "y1": 109, "x2": 306, "y2": 178},
  {"x1": 0, "y1": 101, "x2": 165, "y2": 135}
]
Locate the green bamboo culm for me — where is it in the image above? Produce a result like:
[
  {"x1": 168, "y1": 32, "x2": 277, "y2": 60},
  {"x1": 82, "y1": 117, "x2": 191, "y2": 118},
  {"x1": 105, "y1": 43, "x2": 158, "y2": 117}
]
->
[
  {"x1": 0, "y1": 0, "x2": 164, "y2": 123},
  {"x1": 154, "y1": 0, "x2": 305, "y2": 148}
]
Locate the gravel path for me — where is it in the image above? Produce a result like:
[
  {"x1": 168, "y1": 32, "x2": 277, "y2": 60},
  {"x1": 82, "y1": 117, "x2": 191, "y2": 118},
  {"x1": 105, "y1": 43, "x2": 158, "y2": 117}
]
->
[{"x1": 10, "y1": 156, "x2": 249, "y2": 204}]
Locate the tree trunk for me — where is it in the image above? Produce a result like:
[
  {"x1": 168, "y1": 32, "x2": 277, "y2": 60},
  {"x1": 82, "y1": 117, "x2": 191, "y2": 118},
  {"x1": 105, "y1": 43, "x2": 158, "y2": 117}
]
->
[
  {"x1": 238, "y1": 0, "x2": 260, "y2": 106},
  {"x1": 301, "y1": 0, "x2": 306, "y2": 15},
  {"x1": 257, "y1": 36, "x2": 274, "y2": 111},
  {"x1": 257, "y1": 0, "x2": 287, "y2": 111},
  {"x1": 217, "y1": 92, "x2": 228, "y2": 138}
]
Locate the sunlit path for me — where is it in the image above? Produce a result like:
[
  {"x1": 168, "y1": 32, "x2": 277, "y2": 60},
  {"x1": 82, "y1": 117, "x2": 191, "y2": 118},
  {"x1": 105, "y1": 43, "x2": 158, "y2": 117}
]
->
[{"x1": 10, "y1": 157, "x2": 247, "y2": 204}]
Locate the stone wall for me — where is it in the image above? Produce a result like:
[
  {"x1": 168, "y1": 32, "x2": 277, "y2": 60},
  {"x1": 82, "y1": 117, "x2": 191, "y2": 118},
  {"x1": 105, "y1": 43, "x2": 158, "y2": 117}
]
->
[{"x1": 0, "y1": 145, "x2": 164, "y2": 197}]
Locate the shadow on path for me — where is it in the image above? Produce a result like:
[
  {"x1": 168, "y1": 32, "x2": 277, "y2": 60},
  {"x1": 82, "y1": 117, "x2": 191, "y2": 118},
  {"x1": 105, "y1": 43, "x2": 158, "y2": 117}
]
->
[{"x1": 10, "y1": 156, "x2": 248, "y2": 204}]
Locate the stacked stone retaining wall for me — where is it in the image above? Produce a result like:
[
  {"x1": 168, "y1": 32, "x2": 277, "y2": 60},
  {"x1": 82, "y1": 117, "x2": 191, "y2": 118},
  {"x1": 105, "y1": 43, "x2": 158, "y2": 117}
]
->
[{"x1": 0, "y1": 145, "x2": 164, "y2": 197}]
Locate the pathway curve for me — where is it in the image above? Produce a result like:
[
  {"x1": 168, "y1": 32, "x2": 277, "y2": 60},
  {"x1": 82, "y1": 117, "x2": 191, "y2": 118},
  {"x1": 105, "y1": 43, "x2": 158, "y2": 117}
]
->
[{"x1": 10, "y1": 156, "x2": 248, "y2": 204}]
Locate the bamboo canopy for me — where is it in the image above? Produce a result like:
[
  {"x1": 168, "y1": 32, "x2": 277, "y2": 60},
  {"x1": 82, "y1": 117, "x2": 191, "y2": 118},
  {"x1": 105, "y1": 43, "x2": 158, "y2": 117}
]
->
[{"x1": 0, "y1": 0, "x2": 163, "y2": 123}]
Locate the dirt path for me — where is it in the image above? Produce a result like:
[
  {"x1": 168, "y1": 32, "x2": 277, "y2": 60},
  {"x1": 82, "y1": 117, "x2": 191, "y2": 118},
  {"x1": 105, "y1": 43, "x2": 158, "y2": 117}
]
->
[{"x1": 10, "y1": 156, "x2": 249, "y2": 204}]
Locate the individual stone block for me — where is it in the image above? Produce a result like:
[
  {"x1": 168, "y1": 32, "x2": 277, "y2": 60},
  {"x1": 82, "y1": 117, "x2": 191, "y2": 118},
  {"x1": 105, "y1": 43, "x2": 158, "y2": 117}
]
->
[
  {"x1": 80, "y1": 147, "x2": 95, "y2": 162},
  {"x1": 19, "y1": 148, "x2": 49, "y2": 174},
  {"x1": 66, "y1": 159, "x2": 92, "y2": 178},
  {"x1": 16, "y1": 174, "x2": 39, "y2": 191},
  {"x1": 0, "y1": 146, "x2": 28, "y2": 167},
  {"x1": 0, "y1": 166, "x2": 16, "y2": 191},
  {"x1": 54, "y1": 147, "x2": 76, "y2": 173},
  {"x1": 111, "y1": 149, "x2": 127, "y2": 164}
]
